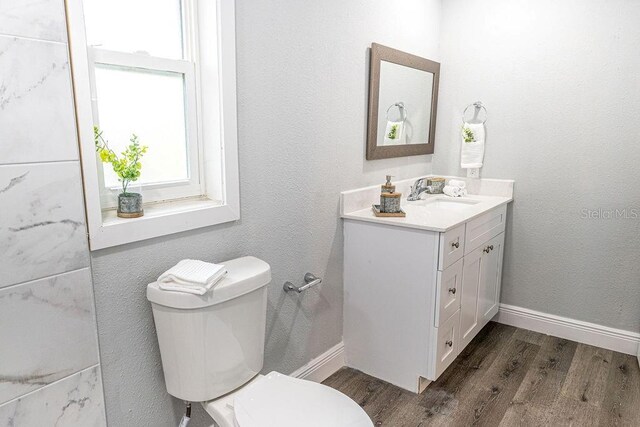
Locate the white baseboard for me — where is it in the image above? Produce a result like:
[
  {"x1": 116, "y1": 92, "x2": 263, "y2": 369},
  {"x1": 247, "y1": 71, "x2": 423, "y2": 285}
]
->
[
  {"x1": 495, "y1": 303, "x2": 640, "y2": 356},
  {"x1": 290, "y1": 342, "x2": 345, "y2": 383}
]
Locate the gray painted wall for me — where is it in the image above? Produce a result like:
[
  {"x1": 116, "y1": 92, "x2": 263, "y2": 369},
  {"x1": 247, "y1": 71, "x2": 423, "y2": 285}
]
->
[
  {"x1": 433, "y1": 0, "x2": 640, "y2": 331},
  {"x1": 90, "y1": 1, "x2": 441, "y2": 425}
]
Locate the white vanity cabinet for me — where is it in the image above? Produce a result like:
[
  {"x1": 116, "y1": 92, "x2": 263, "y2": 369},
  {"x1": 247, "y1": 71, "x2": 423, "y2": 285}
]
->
[{"x1": 343, "y1": 204, "x2": 507, "y2": 393}]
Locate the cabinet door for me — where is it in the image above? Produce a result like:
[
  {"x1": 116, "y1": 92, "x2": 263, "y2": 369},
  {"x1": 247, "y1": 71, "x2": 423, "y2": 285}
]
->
[
  {"x1": 478, "y1": 232, "x2": 505, "y2": 323},
  {"x1": 459, "y1": 245, "x2": 483, "y2": 349}
]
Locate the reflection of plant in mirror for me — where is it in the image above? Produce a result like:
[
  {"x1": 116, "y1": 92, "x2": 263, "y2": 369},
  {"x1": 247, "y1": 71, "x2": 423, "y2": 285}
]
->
[
  {"x1": 94, "y1": 126, "x2": 148, "y2": 195},
  {"x1": 462, "y1": 125, "x2": 475, "y2": 143},
  {"x1": 387, "y1": 124, "x2": 399, "y2": 139}
]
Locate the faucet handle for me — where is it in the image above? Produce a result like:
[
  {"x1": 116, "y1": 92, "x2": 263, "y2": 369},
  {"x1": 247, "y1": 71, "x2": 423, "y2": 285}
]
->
[
  {"x1": 407, "y1": 178, "x2": 428, "y2": 201},
  {"x1": 412, "y1": 178, "x2": 426, "y2": 190}
]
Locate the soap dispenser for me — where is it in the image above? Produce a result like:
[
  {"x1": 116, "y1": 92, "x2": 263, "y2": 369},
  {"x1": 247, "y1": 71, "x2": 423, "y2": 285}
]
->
[{"x1": 380, "y1": 175, "x2": 401, "y2": 213}]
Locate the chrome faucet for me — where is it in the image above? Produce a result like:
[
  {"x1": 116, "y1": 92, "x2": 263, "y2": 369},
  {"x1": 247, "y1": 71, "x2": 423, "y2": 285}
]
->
[{"x1": 407, "y1": 178, "x2": 430, "y2": 201}]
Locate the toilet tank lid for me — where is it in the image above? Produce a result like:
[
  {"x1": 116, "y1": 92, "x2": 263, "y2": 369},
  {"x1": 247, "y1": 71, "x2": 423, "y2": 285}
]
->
[{"x1": 146, "y1": 256, "x2": 271, "y2": 309}]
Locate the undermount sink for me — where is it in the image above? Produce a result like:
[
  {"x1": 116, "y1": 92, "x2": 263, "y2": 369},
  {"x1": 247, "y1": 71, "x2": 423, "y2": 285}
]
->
[{"x1": 407, "y1": 197, "x2": 481, "y2": 212}]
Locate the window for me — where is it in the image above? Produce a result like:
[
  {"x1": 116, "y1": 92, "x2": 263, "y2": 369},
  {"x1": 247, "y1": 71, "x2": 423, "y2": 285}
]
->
[
  {"x1": 67, "y1": 0, "x2": 240, "y2": 250},
  {"x1": 84, "y1": 0, "x2": 201, "y2": 206}
]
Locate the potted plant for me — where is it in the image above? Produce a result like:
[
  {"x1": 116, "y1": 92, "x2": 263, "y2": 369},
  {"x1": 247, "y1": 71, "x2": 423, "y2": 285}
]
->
[{"x1": 94, "y1": 127, "x2": 148, "y2": 218}]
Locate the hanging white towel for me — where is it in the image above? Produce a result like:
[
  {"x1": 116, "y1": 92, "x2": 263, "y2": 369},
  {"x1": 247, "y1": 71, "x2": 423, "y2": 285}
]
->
[
  {"x1": 158, "y1": 259, "x2": 227, "y2": 295},
  {"x1": 460, "y1": 122, "x2": 485, "y2": 168},
  {"x1": 383, "y1": 120, "x2": 404, "y2": 145}
]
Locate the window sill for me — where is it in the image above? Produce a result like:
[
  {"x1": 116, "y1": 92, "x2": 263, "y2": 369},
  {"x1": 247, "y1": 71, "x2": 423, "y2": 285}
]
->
[{"x1": 89, "y1": 196, "x2": 239, "y2": 251}]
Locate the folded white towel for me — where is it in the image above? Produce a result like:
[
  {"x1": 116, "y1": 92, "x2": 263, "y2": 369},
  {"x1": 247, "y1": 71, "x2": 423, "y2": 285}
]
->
[
  {"x1": 443, "y1": 185, "x2": 468, "y2": 198},
  {"x1": 461, "y1": 122, "x2": 485, "y2": 168},
  {"x1": 158, "y1": 259, "x2": 227, "y2": 295},
  {"x1": 448, "y1": 179, "x2": 466, "y2": 189}
]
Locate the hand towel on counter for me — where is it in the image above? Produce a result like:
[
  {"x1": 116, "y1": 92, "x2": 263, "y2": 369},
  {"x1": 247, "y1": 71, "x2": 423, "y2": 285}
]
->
[
  {"x1": 447, "y1": 179, "x2": 466, "y2": 189},
  {"x1": 443, "y1": 185, "x2": 468, "y2": 198},
  {"x1": 158, "y1": 259, "x2": 227, "y2": 295},
  {"x1": 460, "y1": 122, "x2": 485, "y2": 168}
]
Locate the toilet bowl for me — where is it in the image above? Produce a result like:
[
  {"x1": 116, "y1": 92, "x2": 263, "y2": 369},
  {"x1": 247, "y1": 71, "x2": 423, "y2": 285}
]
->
[
  {"x1": 147, "y1": 256, "x2": 371, "y2": 427},
  {"x1": 203, "y1": 372, "x2": 372, "y2": 427}
]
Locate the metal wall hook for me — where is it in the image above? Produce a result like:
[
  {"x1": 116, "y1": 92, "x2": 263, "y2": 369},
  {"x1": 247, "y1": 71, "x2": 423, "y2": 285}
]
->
[
  {"x1": 386, "y1": 102, "x2": 407, "y2": 122},
  {"x1": 283, "y1": 273, "x2": 323, "y2": 293},
  {"x1": 462, "y1": 101, "x2": 488, "y2": 124}
]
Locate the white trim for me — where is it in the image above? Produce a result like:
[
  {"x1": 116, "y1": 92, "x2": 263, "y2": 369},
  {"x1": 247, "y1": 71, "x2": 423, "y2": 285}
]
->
[
  {"x1": 214, "y1": 0, "x2": 240, "y2": 210},
  {"x1": 495, "y1": 303, "x2": 640, "y2": 356},
  {"x1": 95, "y1": 197, "x2": 238, "y2": 250},
  {"x1": 290, "y1": 342, "x2": 345, "y2": 383},
  {"x1": 92, "y1": 49, "x2": 194, "y2": 73}
]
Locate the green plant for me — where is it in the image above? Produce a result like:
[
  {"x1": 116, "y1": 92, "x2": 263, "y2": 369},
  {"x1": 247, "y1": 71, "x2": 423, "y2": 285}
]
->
[
  {"x1": 462, "y1": 125, "x2": 475, "y2": 143},
  {"x1": 94, "y1": 126, "x2": 148, "y2": 195},
  {"x1": 387, "y1": 124, "x2": 399, "y2": 139}
]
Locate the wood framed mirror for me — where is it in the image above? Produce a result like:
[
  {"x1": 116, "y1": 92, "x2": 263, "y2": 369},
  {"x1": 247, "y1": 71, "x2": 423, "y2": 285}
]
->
[{"x1": 366, "y1": 43, "x2": 440, "y2": 160}]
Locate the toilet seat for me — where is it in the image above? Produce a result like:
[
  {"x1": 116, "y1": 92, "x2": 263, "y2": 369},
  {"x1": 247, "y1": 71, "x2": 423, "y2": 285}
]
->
[
  {"x1": 204, "y1": 372, "x2": 372, "y2": 427},
  {"x1": 234, "y1": 372, "x2": 372, "y2": 427}
]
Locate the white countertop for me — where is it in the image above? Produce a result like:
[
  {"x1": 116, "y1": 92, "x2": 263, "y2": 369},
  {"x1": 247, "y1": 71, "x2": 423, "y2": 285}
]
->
[
  {"x1": 342, "y1": 194, "x2": 512, "y2": 232},
  {"x1": 340, "y1": 176, "x2": 514, "y2": 233}
]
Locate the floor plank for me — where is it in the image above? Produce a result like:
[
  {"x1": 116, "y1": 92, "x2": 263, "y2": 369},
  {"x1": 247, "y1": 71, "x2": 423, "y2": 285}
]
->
[
  {"x1": 509, "y1": 335, "x2": 578, "y2": 407},
  {"x1": 324, "y1": 322, "x2": 640, "y2": 426},
  {"x1": 560, "y1": 343, "x2": 613, "y2": 408},
  {"x1": 446, "y1": 338, "x2": 540, "y2": 426},
  {"x1": 599, "y1": 352, "x2": 640, "y2": 426}
]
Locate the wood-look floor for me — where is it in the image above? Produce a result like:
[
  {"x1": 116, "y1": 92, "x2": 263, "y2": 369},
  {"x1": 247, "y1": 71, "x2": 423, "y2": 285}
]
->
[{"x1": 323, "y1": 322, "x2": 640, "y2": 426}]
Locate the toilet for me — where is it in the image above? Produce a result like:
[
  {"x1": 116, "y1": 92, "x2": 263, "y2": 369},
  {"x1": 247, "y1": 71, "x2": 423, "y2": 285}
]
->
[{"x1": 147, "y1": 256, "x2": 372, "y2": 427}]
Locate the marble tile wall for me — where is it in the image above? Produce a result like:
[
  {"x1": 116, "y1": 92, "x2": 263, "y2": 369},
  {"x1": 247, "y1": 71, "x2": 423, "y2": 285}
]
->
[
  {"x1": 0, "y1": 269, "x2": 99, "y2": 404},
  {"x1": 0, "y1": 366, "x2": 105, "y2": 426},
  {"x1": 0, "y1": 35, "x2": 79, "y2": 164},
  {"x1": 0, "y1": 0, "x2": 67, "y2": 42},
  {"x1": 0, "y1": 0, "x2": 107, "y2": 425},
  {"x1": 0, "y1": 163, "x2": 90, "y2": 287}
]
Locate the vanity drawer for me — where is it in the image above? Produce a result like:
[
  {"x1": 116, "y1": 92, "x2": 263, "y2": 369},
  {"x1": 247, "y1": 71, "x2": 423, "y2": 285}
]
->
[
  {"x1": 464, "y1": 205, "x2": 507, "y2": 255},
  {"x1": 434, "y1": 258, "x2": 463, "y2": 327},
  {"x1": 434, "y1": 309, "x2": 460, "y2": 378},
  {"x1": 438, "y1": 223, "x2": 465, "y2": 270}
]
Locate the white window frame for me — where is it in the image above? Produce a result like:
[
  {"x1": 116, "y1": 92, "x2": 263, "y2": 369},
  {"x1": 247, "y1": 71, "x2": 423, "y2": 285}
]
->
[
  {"x1": 67, "y1": 0, "x2": 240, "y2": 250},
  {"x1": 90, "y1": 49, "x2": 203, "y2": 207}
]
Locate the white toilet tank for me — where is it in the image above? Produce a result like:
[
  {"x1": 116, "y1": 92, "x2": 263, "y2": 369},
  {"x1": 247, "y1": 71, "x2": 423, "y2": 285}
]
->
[{"x1": 147, "y1": 256, "x2": 271, "y2": 402}]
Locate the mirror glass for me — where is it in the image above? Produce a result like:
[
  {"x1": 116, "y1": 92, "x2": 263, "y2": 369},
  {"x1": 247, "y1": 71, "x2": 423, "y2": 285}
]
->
[
  {"x1": 377, "y1": 61, "x2": 434, "y2": 146},
  {"x1": 366, "y1": 43, "x2": 440, "y2": 160}
]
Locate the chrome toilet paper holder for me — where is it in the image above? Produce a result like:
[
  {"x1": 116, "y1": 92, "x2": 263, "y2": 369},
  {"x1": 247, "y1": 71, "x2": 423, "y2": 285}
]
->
[{"x1": 283, "y1": 273, "x2": 322, "y2": 293}]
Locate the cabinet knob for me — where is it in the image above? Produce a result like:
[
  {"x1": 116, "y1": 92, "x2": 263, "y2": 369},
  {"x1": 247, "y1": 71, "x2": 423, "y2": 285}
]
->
[
  {"x1": 445, "y1": 340, "x2": 453, "y2": 347},
  {"x1": 489, "y1": 245, "x2": 494, "y2": 251},
  {"x1": 483, "y1": 246, "x2": 490, "y2": 253},
  {"x1": 448, "y1": 287, "x2": 456, "y2": 295},
  {"x1": 451, "y1": 241, "x2": 460, "y2": 249}
]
